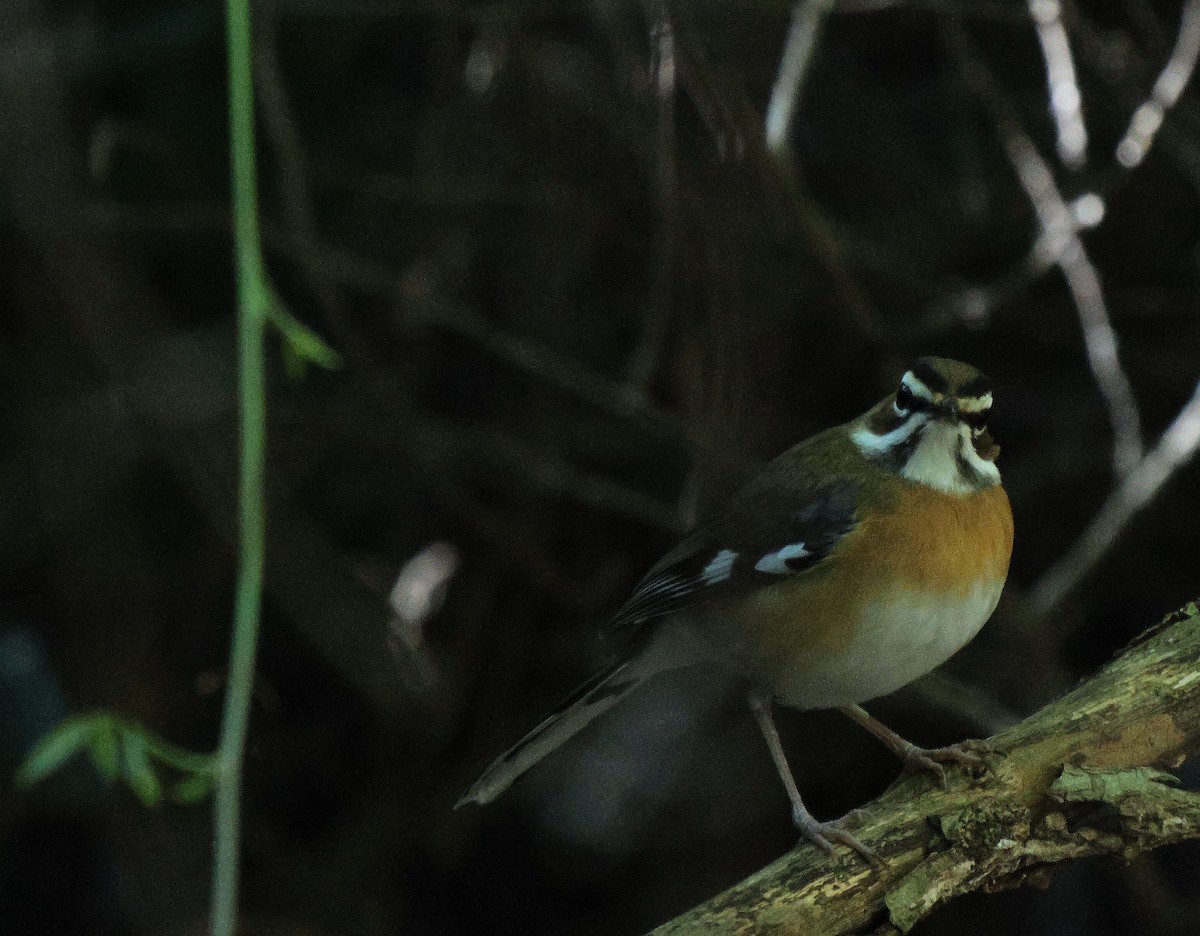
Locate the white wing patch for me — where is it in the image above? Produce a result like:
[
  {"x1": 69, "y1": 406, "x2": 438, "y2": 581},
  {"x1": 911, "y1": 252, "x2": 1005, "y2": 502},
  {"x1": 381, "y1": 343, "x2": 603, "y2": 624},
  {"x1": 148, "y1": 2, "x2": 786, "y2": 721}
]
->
[
  {"x1": 701, "y1": 549, "x2": 738, "y2": 584},
  {"x1": 754, "y1": 542, "x2": 810, "y2": 574}
]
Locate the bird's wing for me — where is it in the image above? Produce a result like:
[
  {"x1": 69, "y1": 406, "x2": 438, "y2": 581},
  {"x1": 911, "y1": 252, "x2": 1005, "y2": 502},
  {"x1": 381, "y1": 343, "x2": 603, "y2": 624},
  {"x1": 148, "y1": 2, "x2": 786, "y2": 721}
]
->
[{"x1": 602, "y1": 477, "x2": 860, "y2": 640}]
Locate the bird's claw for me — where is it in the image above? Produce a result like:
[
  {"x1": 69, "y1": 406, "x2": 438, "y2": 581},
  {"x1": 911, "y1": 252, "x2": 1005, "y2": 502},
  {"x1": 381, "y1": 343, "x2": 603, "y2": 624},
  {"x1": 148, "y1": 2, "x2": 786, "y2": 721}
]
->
[
  {"x1": 901, "y1": 739, "x2": 990, "y2": 786},
  {"x1": 792, "y1": 806, "x2": 884, "y2": 867}
]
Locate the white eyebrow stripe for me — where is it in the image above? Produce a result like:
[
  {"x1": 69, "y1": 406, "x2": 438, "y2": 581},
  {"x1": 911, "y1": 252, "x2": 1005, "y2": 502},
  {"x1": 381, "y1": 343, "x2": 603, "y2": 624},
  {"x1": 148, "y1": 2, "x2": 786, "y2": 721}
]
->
[
  {"x1": 902, "y1": 372, "x2": 992, "y2": 414},
  {"x1": 901, "y1": 371, "x2": 940, "y2": 403},
  {"x1": 957, "y1": 392, "x2": 993, "y2": 413},
  {"x1": 754, "y1": 543, "x2": 810, "y2": 574}
]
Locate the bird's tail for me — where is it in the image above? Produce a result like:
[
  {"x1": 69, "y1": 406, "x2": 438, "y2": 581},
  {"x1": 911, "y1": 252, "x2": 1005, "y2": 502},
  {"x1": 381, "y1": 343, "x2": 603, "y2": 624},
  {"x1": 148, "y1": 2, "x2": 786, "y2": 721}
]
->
[{"x1": 456, "y1": 651, "x2": 658, "y2": 808}]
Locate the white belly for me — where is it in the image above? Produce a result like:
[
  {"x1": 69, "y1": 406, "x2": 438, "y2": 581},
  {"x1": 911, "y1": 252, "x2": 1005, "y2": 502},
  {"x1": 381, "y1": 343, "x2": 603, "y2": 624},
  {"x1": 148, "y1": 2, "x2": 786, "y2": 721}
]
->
[{"x1": 772, "y1": 579, "x2": 1004, "y2": 709}]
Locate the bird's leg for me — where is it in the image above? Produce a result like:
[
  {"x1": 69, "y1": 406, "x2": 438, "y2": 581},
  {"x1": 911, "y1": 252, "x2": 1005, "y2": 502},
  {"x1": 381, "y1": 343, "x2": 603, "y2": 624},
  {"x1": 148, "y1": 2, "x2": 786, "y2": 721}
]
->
[
  {"x1": 749, "y1": 694, "x2": 881, "y2": 865},
  {"x1": 837, "y1": 703, "x2": 988, "y2": 786}
]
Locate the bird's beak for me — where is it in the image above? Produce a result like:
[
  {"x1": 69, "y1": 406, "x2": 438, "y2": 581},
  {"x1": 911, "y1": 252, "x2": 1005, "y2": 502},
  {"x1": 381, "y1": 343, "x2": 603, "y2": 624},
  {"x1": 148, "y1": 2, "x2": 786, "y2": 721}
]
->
[{"x1": 935, "y1": 399, "x2": 960, "y2": 423}]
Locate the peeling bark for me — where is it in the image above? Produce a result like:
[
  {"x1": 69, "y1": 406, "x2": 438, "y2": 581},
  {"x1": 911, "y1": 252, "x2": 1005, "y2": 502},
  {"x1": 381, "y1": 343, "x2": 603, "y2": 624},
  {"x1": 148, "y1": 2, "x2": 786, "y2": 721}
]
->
[{"x1": 651, "y1": 602, "x2": 1200, "y2": 935}]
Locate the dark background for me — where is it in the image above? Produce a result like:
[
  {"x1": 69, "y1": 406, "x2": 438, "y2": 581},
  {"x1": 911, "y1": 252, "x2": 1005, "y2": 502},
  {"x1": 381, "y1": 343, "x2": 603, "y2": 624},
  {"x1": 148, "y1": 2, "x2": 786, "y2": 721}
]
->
[{"x1": 2, "y1": 0, "x2": 1200, "y2": 933}]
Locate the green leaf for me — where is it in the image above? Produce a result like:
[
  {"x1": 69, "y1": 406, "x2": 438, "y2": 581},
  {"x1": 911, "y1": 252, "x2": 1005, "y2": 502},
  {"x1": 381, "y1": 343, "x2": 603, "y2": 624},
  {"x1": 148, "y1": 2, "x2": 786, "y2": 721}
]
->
[
  {"x1": 266, "y1": 296, "x2": 343, "y2": 371},
  {"x1": 170, "y1": 770, "x2": 216, "y2": 805},
  {"x1": 281, "y1": 340, "x2": 307, "y2": 380},
  {"x1": 143, "y1": 735, "x2": 215, "y2": 774},
  {"x1": 15, "y1": 716, "x2": 97, "y2": 787},
  {"x1": 88, "y1": 718, "x2": 121, "y2": 783},
  {"x1": 120, "y1": 730, "x2": 163, "y2": 808}
]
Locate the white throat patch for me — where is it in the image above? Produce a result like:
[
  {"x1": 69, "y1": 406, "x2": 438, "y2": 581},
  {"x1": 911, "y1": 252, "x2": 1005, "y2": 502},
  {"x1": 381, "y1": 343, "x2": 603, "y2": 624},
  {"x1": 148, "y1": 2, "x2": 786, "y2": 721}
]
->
[
  {"x1": 852, "y1": 416, "x2": 1000, "y2": 496},
  {"x1": 902, "y1": 421, "x2": 999, "y2": 495}
]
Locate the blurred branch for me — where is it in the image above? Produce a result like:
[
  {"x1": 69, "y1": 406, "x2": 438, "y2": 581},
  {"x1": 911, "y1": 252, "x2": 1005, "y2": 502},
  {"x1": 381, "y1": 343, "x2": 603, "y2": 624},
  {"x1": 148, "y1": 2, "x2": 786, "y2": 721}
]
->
[
  {"x1": 406, "y1": 290, "x2": 756, "y2": 474},
  {"x1": 943, "y1": 19, "x2": 1144, "y2": 477},
  {"x1": 1115, "y1": 0, "x2": 1200, "y2": 169},
  {"x1": 277, "y1": 0, "x2": 1029, "y2": 21},
  {"x1": 1029, "y1": 376, "x2": 1200, "y2": 615},
  {"x1": 833, "y1": 0, "x2": 1028, "y2": 18},
  {"x1": 669, "y1": 4, "x2": 890, "y2": 343},
  {"x1": 919, "y1": 191, "x2": 1105, "y2": 330},
  {"x1": 0, "y1": 6, "x2": 404, "y2": 722},
  {"x1": 911, "y1": 671, "x2": 1022, "y2": 736},
  {"x1": 8, "y1": 187, "x2": 693, "y2": 536},
  {"x1": 625, "y1": 0, "x2": 678, "y2": 390},
  {"x1": 1028, "y1": 0, "x2": 1087, "y2": 168},
  {"x1": 315, "y1": 166, "x2": 602, "y2": 211},
  {"x1": 652, "y1": 602, "x2": 1200, "y2": 936},
  {"x1": 1069, "y1": 10, "x2": 1200, "y2": 199},
  {"x1": 253, "y1": 0, "x2": 362, "y2": 354},
  {"x1": 764, "y1": 0, "x2": 836, "y2": 161}
]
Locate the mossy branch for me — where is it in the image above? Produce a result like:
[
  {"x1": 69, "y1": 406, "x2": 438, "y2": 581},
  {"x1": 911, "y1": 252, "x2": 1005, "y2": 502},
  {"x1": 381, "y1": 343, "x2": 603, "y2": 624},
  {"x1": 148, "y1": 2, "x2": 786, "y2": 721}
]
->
[{"x1": 650, "y1": 601, "x2": 1200, "y2": 936}]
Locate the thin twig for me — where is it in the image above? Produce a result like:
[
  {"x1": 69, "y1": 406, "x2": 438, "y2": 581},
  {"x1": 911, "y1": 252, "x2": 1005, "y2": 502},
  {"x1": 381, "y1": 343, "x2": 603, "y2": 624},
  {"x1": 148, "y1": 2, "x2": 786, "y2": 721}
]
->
[
  {"x1": 920, "y1": 191, "x2": 1105, "y2": 330},
  {"x1": 834, "y1": 0, "x2": 1028, "y2": 19},
  {"x1": 670, "y1": 4, "x2": 890, "y2": 342},
  {"x1": 36, "y1": 194, "x2": 755, "y2": 483},
  {"x1": 944, "y1": 20, "x2": 1144, "y2": 477},
  {"x1": 1116, "y1": 0, "x2": 1200, "y2": 168},
  {"x1": 253, "y1": 0, "x2": 367, "y2": 356},
  {"x1": 764, "y1": 0, "x2": 837, "y2": 160},
  {"x1": 626, "y1": 0, "x2": 678, "y2": 390},
  {"x1": 411, "y1": 292, "x2": 756, "y2": 474},
  {"x1": 1029, "y1": 376, "x2": 1200, "y2": 615},
  {"x1": 213, "y1": 0, "x2": 268, "y2": 932},
  {"x1": 1028, "y1": 0, "x2": 1087, "y2": 168}
]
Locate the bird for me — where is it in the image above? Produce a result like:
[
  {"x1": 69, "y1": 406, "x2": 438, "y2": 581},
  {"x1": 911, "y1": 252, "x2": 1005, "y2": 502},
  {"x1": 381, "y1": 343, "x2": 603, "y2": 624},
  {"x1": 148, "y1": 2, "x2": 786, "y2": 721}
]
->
[{"x1": 457, "y1": 356, "x2": 1013, "y2": 860}]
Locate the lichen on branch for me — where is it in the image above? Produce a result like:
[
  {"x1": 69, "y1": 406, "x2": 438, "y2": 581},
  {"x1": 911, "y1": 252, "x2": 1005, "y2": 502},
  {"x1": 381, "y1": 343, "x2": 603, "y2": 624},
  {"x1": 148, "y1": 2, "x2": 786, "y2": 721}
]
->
[{"x1": 651, "y1": 601, "x2": 1200, "y2": 936}]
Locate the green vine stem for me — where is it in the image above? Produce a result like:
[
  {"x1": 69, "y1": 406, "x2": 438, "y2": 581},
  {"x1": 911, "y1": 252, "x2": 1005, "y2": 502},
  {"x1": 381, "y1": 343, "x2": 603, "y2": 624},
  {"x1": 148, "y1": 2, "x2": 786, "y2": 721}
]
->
[{"x1": 212, "y1": 0, "x2": 268, "y2": 932}]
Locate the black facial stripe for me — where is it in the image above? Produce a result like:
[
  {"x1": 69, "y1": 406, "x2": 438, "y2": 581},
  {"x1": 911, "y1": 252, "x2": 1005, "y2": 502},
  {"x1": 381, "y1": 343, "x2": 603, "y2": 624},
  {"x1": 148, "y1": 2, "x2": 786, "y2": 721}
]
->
[
  {"x1": 896, "y1": 384, "x2": 931, "y2": 413},
  {"x1": 911, "y1": 360, "x2": 950, "y2": 395},
  {"x1": 960, "y1": 375, "x2": 992, "y2": 397},
  {"x1": 961, "y1": 410, "x2": 988, "y2": 429},
  {"x1": 955, "y1": 436, "x2": 985, "y2": 485},
  {"x1": 874, "y1": 421, "x2": 924, "y2": 473}
]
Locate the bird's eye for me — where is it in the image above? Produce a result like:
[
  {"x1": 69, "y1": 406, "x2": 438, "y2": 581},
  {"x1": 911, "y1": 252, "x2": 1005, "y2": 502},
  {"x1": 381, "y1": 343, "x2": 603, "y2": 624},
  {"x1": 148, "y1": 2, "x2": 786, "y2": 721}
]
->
[{"x1": 894, "y1": 384, "x2": 914, "y2": 415}]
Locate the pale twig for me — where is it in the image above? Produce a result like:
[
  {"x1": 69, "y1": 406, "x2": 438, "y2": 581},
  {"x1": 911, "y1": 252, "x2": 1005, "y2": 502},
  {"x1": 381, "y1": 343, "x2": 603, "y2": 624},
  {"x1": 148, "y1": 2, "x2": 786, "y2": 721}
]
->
[
  {"x1": 626, "y1": 0, "x2": 678, "y2": 390},
  {"x1": 670, "y1": 5, "x2": 889, "y2": 341},
  {"x1": 1028, "y1": 0, "x2": 1087, "y2": 168},
  {"x1": 833, "y1": 0, "x2": 1026, "y2": 18},
  {"x1": 764, "y1": 0, "x2": 837, "y2": 160},
  {"x1": 1116, "y1": 0, "x2": 1200, "y2": 169},
  {"x1": 387, "y1": 542, "x2": 460, "y2": 696},
  {"x1": 944, "y1": 21, "x2": 1144, "y2": 477},
  {"x1": 921, "y1": 192, "x2": 1105, "y2": 330},
  {"x1": 1029, "y1": 376, "x2": 1200, "y2": 615}
]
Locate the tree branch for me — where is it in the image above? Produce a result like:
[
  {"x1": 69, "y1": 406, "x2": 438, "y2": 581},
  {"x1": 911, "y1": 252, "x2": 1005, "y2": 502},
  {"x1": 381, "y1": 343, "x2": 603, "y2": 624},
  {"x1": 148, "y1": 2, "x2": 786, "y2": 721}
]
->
[{"x1": 650, "y1": 601, "x2": 1200, "y2": 936}]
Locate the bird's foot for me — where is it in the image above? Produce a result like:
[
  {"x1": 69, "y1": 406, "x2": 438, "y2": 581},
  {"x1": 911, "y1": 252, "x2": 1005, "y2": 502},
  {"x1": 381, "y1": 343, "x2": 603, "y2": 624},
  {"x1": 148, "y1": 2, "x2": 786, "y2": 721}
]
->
[
  {"x1": 792, "y1": 805, "x2": 883, "y2": 867},
  {"x1": 900, "y1": 738, "x2": 990, "y2": 786}
]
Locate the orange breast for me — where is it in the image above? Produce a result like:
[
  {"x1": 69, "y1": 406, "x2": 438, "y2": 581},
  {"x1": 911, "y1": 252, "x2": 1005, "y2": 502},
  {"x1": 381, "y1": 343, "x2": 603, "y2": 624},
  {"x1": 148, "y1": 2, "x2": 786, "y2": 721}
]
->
[{"x1": 723, "y1": 481, "x2": 1013, "y2": 671}]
